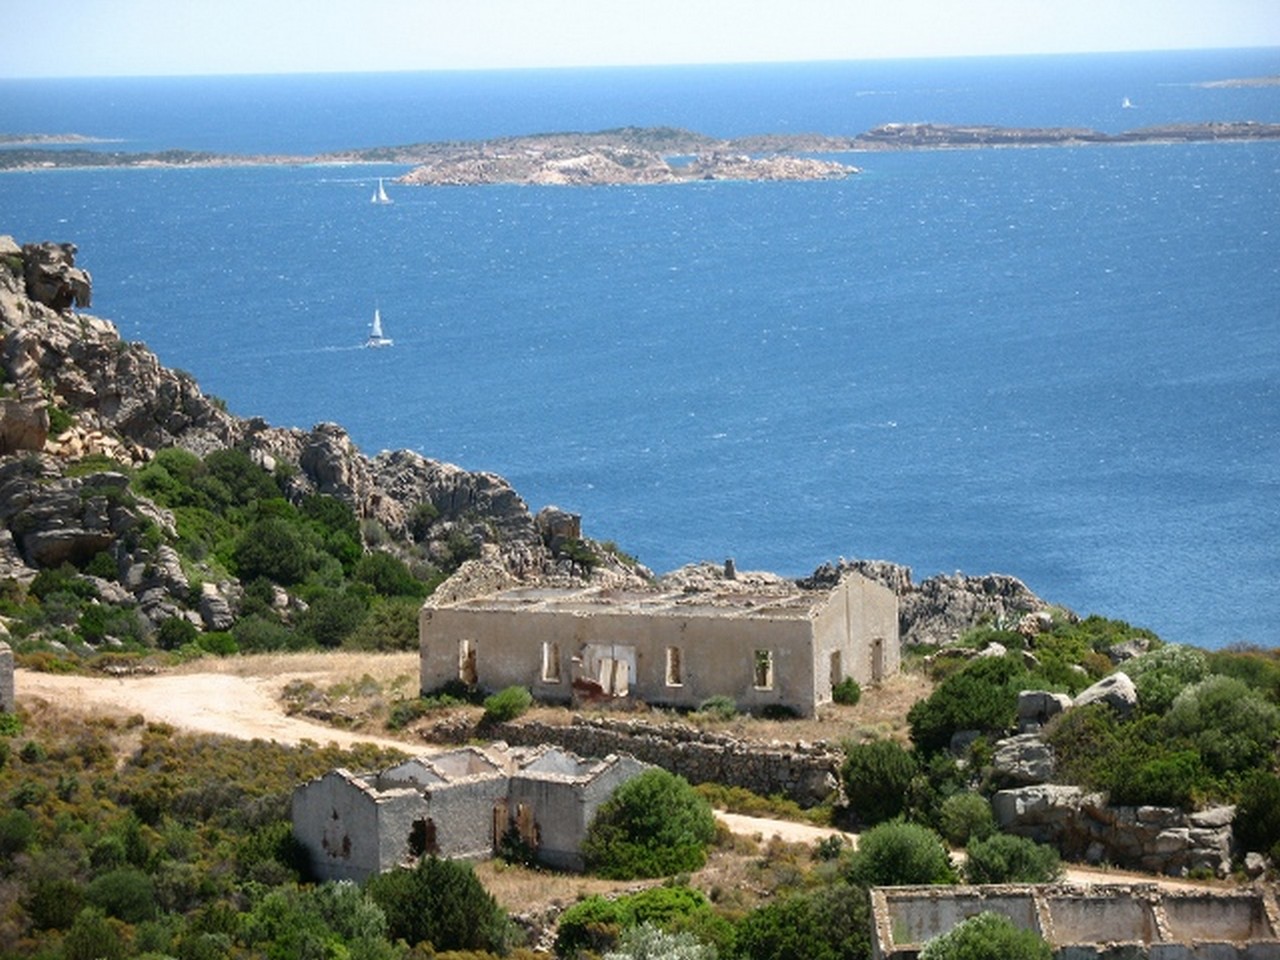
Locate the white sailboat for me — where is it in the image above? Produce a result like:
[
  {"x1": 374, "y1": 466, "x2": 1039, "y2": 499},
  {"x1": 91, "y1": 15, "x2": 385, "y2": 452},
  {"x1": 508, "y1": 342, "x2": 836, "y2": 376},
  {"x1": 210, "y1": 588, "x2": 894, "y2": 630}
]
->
[
  {"x1": 371, "y1": 178, "x2": 393, "y2": 204},
  {"x1": 365, "y1": 307, "x2": 393, "y2": 348}
]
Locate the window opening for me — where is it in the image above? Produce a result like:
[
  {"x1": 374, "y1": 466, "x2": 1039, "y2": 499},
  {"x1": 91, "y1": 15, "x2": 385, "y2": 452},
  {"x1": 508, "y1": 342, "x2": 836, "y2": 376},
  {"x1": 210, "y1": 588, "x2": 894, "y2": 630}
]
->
[
  {"x1": 665, "y1": 646, "x2": 683, "y2": 686},
  {"x1": 753, "y1": 649, "x2": 774, "y2": 690},
  {"x1": 872, "y1": 638, "x2": 885, "y2": 683},
  {"x1": 541, "y1": 641, "x2": 561, "y2": 683},
  {"x1": 458, "y1": 638, "x2": 477, "y2": 685},
  {"x1": 408, "y1": 817, "x2": 437, "y2": 858},
  {"x1": 829, "y1": 650, "x2": 843, "y2": 690}
]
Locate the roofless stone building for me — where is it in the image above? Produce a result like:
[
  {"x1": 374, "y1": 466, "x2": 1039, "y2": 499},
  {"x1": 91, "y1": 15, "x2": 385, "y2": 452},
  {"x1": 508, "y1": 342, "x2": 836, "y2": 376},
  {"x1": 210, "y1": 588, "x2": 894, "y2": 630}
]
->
[{"x1": 419, "y1": 566, "x2": 899, "y2": 717}]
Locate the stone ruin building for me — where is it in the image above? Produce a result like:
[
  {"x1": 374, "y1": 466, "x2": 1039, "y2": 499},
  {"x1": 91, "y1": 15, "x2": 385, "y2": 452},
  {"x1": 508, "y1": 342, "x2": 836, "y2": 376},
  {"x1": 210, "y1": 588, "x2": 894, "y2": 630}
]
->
[
  {"x1": 291, "y1": 744, "x2": 650, "y2": 882},
  {"x1": 419, "y1": 567, "x2": 899, "y2": 717},
  {"x1": 871, "y1": 884, "x2": 1280, "y2": 960}
]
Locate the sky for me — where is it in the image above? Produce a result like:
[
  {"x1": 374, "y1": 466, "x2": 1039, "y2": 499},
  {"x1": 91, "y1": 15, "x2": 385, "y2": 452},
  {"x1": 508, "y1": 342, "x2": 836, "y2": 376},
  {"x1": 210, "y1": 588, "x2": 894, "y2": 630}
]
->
[{"x1": 1, "y1": 0, "x2": 1277, "y2": 78}]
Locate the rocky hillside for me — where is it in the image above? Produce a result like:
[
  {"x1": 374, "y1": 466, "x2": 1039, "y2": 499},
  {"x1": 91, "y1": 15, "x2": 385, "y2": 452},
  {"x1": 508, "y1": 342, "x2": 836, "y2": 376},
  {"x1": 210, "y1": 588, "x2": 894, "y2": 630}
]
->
[
  {"x1": 0, "y1": 234, "x2": 1065, "y2": 657},
  {"x1": 0, "y1": 236, "x2": 648, "y2": 650}
]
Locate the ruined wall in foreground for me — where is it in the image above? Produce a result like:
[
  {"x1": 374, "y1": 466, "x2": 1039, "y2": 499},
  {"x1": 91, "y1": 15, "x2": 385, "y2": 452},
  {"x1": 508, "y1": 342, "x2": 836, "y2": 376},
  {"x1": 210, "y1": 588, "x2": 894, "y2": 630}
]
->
[
  {"x1": 431, "y1": 715, "x2": 842, "y2": 807},
  {"x1": 871, "y1": 884, "x2": 1280, "y2": 960}
]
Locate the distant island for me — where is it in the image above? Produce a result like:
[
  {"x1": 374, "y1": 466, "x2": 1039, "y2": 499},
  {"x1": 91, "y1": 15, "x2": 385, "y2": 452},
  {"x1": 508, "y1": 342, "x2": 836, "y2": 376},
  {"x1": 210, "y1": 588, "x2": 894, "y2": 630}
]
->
[{"x1": 2, "y1": 121, "x2": 1278, "y2": 183}]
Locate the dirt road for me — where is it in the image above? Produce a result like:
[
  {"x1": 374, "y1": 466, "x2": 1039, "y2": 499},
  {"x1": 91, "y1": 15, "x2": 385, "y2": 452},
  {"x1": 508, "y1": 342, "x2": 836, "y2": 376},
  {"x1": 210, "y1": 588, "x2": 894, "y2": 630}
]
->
[{"x1": 16, "y1": 668, "x2": 419, "y2": 754}]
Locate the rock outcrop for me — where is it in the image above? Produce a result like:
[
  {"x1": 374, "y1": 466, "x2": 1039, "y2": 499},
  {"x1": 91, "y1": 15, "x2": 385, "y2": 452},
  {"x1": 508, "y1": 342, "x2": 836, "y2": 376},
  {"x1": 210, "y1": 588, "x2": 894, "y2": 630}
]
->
[
  {"x1": 804, "y1": 558, "x2": 1057, "y2": 647},
  {"x1": 0, "y1": 235, "x2": 651, "y2": 642},
  {"x1": 993, "y1": 784, "x2": 1235, "y2": 877},
  {"x1": 1073, "y1": 671, "x2": 1139, "y2": 717}
]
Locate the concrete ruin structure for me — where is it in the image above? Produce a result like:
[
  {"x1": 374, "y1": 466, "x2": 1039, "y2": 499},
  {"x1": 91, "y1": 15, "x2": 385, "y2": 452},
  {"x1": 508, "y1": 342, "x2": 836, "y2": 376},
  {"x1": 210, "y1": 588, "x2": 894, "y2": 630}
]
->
[
  {"x1": 291, "y1": 744, "x2": 650, "y2": 882},
  {"x1": 419, "y1": 567, "x2": 899, "y2": 717},
  {"x1": 0, "y1": 640, "x2": 13, "y2": 714},
  {"x1": 871, "y1": 884, "x2": 1280, "y2": 960}
]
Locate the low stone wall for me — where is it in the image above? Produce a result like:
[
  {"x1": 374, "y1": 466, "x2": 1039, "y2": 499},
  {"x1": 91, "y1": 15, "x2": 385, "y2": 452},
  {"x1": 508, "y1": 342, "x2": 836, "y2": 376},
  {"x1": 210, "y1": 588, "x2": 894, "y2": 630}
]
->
[
  {"x1": 993, "y1": 785, "x2": 1235, "y2": 877},
  {"x1": 871, "y1": 884, "x2": 1280, "y2": 960},
  {"x1": 428, "y1": 715, "x2": 841, "y2": 806},
  {"x1": 0, "y1": 640, "x2": 13, "y2": 713}
]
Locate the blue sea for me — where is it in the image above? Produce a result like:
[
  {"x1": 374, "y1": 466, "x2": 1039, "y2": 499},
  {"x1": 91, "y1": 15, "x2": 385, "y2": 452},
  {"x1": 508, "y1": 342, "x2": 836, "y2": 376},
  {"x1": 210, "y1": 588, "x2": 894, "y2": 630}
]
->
[{"x1": 2, "y1": 49, "x2": 1278, "y2": 648}]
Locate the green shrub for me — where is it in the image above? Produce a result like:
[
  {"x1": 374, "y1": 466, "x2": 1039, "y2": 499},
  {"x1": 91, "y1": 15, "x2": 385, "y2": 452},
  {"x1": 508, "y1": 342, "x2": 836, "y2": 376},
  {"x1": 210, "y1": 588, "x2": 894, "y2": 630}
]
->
[
  {"x1": 840, "y1": 739, "x2": 919, "y2": 825},
  {"x1": 832, "y1": 677, "x2": 862, "y2": 706},
  {"x1": 555, "y1": 895, "x2": 627, "y2": 956},
  {"x1": 963, "y1": 833, "x2": 1062, "y2": 884},
  {"x1": 1112, "y1": 750, "x2": 1204, "y2": 808},
  {"x1": 937, "y1": 792, "x2": 996, "y2": 846},
  {"x1": 352, "y1": 551, "x2": 426, "y2": 598},
  {"x1": 62, "y1": 907, "x2": 127, "y2": 960},
  {"x1": 1127, "y1": 644, "x2": 1208, "y2": 715},
  {"x1": 908, "y1": 655, "x2": 1028, "y2": 754},
  {"x1": 365, "y1": 856, "x2": 515, "y2": 953},
  {"x1": 584, "y1": 769, "x2": 718, "y2": 879},
  {"x1": 298, "y1": 590, "x2": 368, "y2": 648},
  {"x1": 155, "y1": 616, "x2": 199, "y2": 651},
  {"x1": 732, "y1": 882, "x2": 871, "y2": 960},
  {"x1": 1206, "y1": 647, "x2": 1280, "y2": 704},
  {"x1": 85, "y1": 866, "x2": 158, "y2": 923},
  {"x1": 1165, "y1": 674, "x2": 1280, "y2": 777},
  {"x1": 196, "y1": 631, "x2": 238, "y2": 655},
  {"x1": 481, "y1": 685, "x2": 533, "y2": 723},
  {"x1": 604, "y1": 922, "x2": 715, "y2": 960},
  {"x1": 1234, "y1": 771, "x2": 1280, "y2": 860},
  {"x1": 232, "y1": 517, "x2": 315, "y2": 585},
  {"x1": 697, "y1": 695, "x2": 737, "y2": 720},
  {"x1": 0, "y1": 808, "x2": 36, "y2": 855},
  {"x1": 845, "y1": 820, "x2": 955, "y2": 886},
  {"x1": 919, "y1": 911, "x2": 1051, "y2": 960}
]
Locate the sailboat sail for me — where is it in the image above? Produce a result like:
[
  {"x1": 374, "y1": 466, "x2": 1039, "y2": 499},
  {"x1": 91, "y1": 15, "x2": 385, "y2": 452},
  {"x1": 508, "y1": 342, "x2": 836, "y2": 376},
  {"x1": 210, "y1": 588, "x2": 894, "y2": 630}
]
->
[
  {"x1": 371, "y1": 178, "x2": 392, "y2": 204},
  {"x1": 365, "y1": 308, "x2": 393, "y2": 347}
]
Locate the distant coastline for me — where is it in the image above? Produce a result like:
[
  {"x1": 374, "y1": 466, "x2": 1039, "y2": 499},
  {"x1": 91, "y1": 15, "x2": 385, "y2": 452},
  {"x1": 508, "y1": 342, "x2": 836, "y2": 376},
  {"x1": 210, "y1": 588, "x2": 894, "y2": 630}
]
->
[{"x1": 1, "y1": 121, "x2": 1279, "y2": 183}]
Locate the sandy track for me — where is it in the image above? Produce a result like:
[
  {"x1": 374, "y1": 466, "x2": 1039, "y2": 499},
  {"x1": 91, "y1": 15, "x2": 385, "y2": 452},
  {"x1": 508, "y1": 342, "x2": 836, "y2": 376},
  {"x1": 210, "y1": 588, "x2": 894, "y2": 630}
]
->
[{"x1": 16, "y1": 668, "x2": 418, "y2": 754}]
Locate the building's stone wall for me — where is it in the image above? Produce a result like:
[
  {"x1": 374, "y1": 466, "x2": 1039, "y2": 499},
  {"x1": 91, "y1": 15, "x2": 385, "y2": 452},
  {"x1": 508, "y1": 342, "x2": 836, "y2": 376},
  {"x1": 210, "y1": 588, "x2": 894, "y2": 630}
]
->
[
  {"x1": 0, "y1": 640, "x2": 13, "y2": 713},
  {"x1": 420, "y1": 571, "x2": 899, "y2": 718},
  {"x1": 469, "y1": 716, "x2": 841, "y2": 806},
  {"x1": 290, "y1": 769, "x2": 385, "y2": 884},
  {"x1": 871, "y1": 885, "x2": 1280, "y2": 960}
]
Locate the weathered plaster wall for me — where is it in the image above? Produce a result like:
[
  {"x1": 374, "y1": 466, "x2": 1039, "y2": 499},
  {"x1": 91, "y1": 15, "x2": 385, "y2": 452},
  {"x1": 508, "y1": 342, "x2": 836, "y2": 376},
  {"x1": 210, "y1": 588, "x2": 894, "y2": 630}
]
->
[
  {"x1": 0, "y1": 640, "x2": 13, "y2": 713},
  {"x1": 425, "y1": 777, "x2": 510, "y2": 861},
  {"x1": 291, "y1": 769, "x2": 386, "y2": 883},
  {"x1": 421, "y1": 603, "x2": 820, "y2": 714}
]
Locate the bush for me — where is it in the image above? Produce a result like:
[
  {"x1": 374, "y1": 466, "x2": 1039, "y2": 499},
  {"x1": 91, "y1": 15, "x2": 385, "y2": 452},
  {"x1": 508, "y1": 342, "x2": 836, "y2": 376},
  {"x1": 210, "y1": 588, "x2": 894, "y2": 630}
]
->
[
  {"x1": 963, "y1": 833, "x2": 1062, "y2": 884},
  {"x1": 1127, "y1": 644, "x2": 1208, "y2": 715},
  {"x1": 937, "y1": 792, "x2": 996, "y2": 847},
  {"x1": 1165, "y1": 674, "x2": 1280, "y2": 777},
  {"x1": 155, "y1": 616, "x2": 199, "y2": 651},
  {"x1": 584, "y1": 770, "x2": 718, "y2": 879},
  {"x1": 845, "y1": 820, "x2": 955, "y2": 886},
  {"x1": 1234, "y1": 771, "x2": 1280, "y2": 860},
  {"x1": 840, "y1": 739, "x2": 919, "y2": 825},
  {"x1": 697, "y1": 695, "x2": 737, "y2": 720},
  {"x1": 919, "y1": 911, "x2": 1051, "y2": 960},
  {"x1": 85, "y1": 866, "x2": 158, "y2": 923},
  {"x1": 604, "y1": 922, "x2": 715, "y2": 960},
  {"x1": 555, "y1": 895, "x2": 627, "y2": 956},
  {"x1": 0, "y1": 808, "x2": 36, "y2": 855},
  {"x1": 732, "y1": 883, "x2": 871, "y2": 960},
  {"x1": 481, "y1": 685, "x2": 533, "y2": 723},
  {"x1": 365, "y1": 856, "x2": 515, "y2": 953},
  {"x1": 832, "y1": 677, "x2": 862, "y2": 706},
  {"x1": 908, "y1": 655, "x2": 1028, "y2": 754}
]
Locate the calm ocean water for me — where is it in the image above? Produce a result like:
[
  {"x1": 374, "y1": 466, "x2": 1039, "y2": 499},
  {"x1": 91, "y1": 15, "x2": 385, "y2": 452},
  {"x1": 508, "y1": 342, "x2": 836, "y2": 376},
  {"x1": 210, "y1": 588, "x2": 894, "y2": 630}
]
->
[{"x1": 1, "y1": 50, "x2": 1278, "y2": 647}]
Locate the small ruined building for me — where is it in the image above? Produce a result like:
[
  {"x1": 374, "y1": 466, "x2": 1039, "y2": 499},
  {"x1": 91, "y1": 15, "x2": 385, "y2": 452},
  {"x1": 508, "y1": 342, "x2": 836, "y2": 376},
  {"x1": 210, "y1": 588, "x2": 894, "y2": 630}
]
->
[
  {"x1": 419, "y1": 567, "x2": 899, "y2": 717},
  {"x1": 871, "y1": 884, "x2": 1280, "y2": 960},
  {"x1": 291, "y1": 744, "x2": 650, "y2": 883}
]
